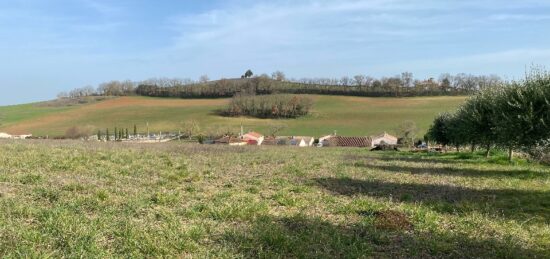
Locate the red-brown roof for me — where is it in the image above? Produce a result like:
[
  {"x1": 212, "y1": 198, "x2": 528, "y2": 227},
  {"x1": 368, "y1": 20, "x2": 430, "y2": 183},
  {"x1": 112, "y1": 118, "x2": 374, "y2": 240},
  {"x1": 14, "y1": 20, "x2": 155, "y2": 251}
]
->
[
  {"x1": 215, "y1": 136, "x2": 245, "y2": 144},
  {"x1": 262, "y1": 136, "x2": 278, "y2": 145},
  {"x1": 329, "y1": 136, "x2": 372, "y2": 147},
  {"x1": 243, "y1": 132, "x2": 263, "y2": 139}
]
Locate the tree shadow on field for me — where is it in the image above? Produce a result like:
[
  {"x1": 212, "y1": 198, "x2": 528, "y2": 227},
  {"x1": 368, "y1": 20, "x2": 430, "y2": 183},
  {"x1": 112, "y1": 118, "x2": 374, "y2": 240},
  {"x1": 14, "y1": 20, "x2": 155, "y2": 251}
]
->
[
  {"x1": 356, "y1": 162, "x2": 545, "y2": 180},
  {"x1": 344, "y1": 153, "x2": 526, "y2": 166},
  {"x1": 218, "y1": 215, "x2": 548, "y2": 258},
  {"x1": 315, "y1": 178, "x2": 550, "y2": 223},
  {"x1": 344, "y1": 154, "x2": 469, "y2": 165}
]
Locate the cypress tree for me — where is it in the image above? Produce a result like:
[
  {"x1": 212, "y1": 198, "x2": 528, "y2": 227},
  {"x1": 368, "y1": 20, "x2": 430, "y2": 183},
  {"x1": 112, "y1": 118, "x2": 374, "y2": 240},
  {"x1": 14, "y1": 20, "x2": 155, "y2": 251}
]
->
[
  {"x1": 126, "y1": 128, "x2": 129, "y2": 139},
  {"x1": 97, "y1": 130, "x2": 102, "y2": 141},
  {"x1": 134, "y1": 125, "x2": 137, "y2": 137},
  {"x1": 114, "y1": 127, "x2": 118, "y2": 141},
  {"x1": 106, "y1": 128, "x2": 110, "y2": 141}
]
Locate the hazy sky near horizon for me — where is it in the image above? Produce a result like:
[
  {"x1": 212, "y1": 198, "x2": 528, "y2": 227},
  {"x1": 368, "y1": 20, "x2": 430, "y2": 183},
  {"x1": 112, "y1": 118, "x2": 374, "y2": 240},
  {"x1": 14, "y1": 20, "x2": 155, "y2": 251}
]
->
[{"x1": 1, "y1": 0, "x2": 550, "y2": 105}]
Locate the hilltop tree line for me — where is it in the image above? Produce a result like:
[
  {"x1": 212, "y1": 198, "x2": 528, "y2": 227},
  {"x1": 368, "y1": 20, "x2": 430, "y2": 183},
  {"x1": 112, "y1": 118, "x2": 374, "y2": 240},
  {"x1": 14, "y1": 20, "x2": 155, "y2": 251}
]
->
[
  {"x1": 59, "y1": 71, "x2": 502, "y2": 99},
  {"x1": 426, "y1": 68, "x2": 550, "y2": 162}
]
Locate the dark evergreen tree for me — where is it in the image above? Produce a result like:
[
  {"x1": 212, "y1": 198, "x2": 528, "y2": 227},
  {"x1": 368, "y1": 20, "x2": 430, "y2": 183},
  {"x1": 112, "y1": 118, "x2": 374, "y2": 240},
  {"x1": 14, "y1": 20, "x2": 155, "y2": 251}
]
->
[{"x1": 426, "y1": 112, "x2": 453, "y2": 149}]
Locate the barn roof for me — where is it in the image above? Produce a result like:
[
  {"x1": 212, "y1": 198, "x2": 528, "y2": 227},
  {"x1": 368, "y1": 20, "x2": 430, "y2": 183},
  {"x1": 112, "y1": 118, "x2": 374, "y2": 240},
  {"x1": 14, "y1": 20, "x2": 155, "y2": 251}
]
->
[
  {"x1": 215, "y1": 136, "x2": 245, "y2": 144},
  {"x1": 330, "y1": 136, "x2": 372, "y2": 147}
]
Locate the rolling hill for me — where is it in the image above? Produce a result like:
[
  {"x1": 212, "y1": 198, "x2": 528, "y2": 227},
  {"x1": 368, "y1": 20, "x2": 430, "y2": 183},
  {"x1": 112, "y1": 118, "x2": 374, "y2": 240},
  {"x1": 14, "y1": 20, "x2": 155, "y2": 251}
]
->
[{"x1": 0, "y1": 95, "x2": 466, "y2": 137}]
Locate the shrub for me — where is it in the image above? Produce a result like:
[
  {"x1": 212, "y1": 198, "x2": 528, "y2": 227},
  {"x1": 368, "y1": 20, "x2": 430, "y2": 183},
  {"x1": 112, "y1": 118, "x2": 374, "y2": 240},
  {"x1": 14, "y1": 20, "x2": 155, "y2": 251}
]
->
[
  {"x1": 221, "y1": 94, "x2": 313, "y2": 119},
  {"x1": 65, "y1": 126, "x2": 93, "y2": 140}
]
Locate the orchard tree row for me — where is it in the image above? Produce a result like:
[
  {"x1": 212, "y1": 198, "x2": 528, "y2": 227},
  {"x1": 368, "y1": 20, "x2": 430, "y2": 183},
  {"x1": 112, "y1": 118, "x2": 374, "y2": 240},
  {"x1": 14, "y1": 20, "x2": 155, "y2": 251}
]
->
[{"x1": 427, "y1": 68, "x2": 550, "y2": 161}]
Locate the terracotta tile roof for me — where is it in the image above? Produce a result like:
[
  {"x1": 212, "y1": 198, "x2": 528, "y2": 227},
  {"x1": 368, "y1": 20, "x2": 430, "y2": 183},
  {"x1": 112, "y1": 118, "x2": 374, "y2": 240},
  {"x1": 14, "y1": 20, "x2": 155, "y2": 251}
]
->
[
  {"x1": 243, "y1": 132, "x2": 263, "y2": 139},
  {"x1": 215, "y1": 136, "x2": 245, "y2": 144},
  {"x1": 329, "y1": 136, "x2": 372, "y2": 147}
]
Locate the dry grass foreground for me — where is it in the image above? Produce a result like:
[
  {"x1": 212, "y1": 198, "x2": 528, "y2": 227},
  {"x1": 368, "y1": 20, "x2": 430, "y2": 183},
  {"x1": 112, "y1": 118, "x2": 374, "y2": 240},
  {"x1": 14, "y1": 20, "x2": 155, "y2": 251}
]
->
[{"x1": 1, "y1": 140, "x2": 549, "y2": 257}]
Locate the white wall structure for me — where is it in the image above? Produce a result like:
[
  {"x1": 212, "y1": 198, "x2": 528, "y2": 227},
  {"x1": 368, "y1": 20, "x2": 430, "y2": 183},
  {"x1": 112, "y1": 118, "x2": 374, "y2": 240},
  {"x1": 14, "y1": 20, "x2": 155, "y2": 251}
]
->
[{"x1": 371, "y1": 132, "x2": 398, "y2": 147}]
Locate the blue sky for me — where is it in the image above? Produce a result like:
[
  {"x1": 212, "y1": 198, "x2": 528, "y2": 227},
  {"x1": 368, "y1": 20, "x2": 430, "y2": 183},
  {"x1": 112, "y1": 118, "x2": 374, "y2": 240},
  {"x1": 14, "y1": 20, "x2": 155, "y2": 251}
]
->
[{"x1": 1, "y1": 0, "x2": 550, "y2": 105}]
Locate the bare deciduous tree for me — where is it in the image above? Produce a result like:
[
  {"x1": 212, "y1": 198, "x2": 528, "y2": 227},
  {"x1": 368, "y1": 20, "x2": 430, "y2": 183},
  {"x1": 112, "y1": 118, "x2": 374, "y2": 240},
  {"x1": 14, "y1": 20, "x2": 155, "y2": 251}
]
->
[
  {"x1": 199, "y1": 75, "x2": 210, "y2": 83},
  {"x1": 353, "y1": 74, "x2": 366, "y2": 87},
  {"x1": 268, "y1": 123, "x2": 288, "y2": 136},
  {"x1": 397, "y1": 120, "x2": 418, "y2": 147},
  {"x1": 400, "y1": 72, "x2": 414, "y2": 88},
  {"x1": 340, "y1": 76, "x2": 350, "y2": 86},
  {"x1": 272, "y1": 71, "x2": 286, "y2": 81}
]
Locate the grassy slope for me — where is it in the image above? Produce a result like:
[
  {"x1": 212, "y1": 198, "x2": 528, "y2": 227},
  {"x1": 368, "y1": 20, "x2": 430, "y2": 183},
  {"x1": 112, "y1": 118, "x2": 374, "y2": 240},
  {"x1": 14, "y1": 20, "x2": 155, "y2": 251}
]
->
[
  {"x1": 0, "y1": 103, "x2": 74, "y2": 128},
  {"x1": 0, "y1": 95, "x2": 465, "y2": 137},
  {"x1": 0, "y1": 141, "x2": 548, "y2": 257}
]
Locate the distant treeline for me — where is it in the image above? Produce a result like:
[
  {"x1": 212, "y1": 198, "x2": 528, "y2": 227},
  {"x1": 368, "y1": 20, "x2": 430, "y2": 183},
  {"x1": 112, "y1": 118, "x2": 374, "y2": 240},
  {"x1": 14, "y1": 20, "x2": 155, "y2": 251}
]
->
[{"x1": 59, "y1": 71, "x2": 502, "y2": 99}]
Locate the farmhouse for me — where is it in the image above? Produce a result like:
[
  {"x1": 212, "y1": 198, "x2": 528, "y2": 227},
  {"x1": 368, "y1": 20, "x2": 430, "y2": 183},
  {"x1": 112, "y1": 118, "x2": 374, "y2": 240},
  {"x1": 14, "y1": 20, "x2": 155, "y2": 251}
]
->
[
  {"x1": 0, "y1": 133, "x2": 12, "y2": 139},
  {"x1": 371, "y1": 132, "x2": 398, "y2": 147},
  {"x1": 242, "y1": 132, "x2": 264, "y2": 145}
]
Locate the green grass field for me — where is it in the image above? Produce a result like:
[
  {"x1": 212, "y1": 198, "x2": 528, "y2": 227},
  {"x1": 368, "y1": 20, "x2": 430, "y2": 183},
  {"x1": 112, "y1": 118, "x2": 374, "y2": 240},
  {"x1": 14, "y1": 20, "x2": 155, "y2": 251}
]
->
[
  {"x1": 0, "y1": 95, "x2": 465, "y2": 137},
  {"x1": 0, "y1": 140, "x2": 549, "y2": 257}
]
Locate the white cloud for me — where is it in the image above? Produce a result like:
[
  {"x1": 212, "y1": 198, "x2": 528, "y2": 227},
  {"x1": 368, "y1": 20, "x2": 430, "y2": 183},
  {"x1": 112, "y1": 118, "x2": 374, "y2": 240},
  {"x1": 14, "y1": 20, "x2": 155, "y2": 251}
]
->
[{"x1": 148, "y1": 1, "x2": 550, "y2": 79}]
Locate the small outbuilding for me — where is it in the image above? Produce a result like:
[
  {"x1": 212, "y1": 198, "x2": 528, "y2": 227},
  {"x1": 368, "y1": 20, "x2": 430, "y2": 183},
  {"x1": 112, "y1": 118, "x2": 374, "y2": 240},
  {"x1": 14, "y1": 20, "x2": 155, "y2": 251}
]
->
[{"x1": 371, "y1": 132, "x2": 398, "y2": 147}]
